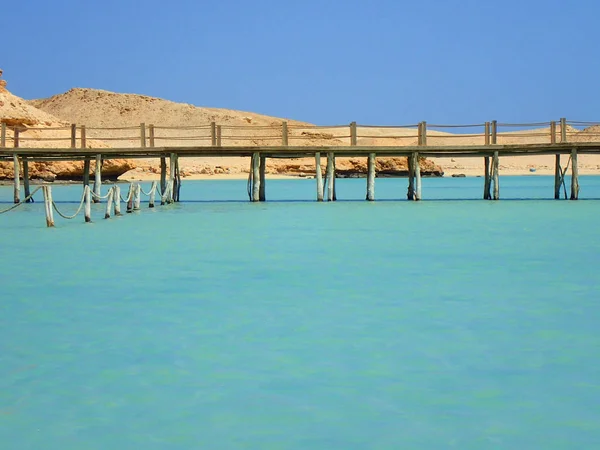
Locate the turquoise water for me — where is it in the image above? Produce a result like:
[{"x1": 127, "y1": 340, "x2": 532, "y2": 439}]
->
[{"x1": 1, "y1": 176, "x2": 600, "y2": 449}]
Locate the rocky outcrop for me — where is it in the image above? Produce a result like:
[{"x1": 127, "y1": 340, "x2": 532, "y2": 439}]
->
[{"x1": 0, "y1": 159, "x2": 137, "y2": 182}]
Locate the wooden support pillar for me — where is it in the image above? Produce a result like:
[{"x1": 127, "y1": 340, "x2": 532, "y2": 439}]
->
[
  {"x1": 168, "y1": 153, "x2": 175, "y2": 203},
  {"x1": 22, "y1": 157, "x2": 32, "y2": 202},
  {"x1": 326, "y1": 152, "x2": 335, "y2": 201},
  {"x1": 105, "y1": 187, "x2": 114, "y2": 219},
  {"x1": 93, "y1": 154, "x2": 102, "y2": 203},
  {"x1": 43, "y1": 186, "x2": 55, "y2": 228},
  {"x1": 414, "y1": 153, "x2": 422, "y2": 201},
  {"x1": 554, "y1": 155, "x2": 561, "y2": 200},
  {"x1": 211, "y1": 122, "x2": 217, "y2": 146},
  {"x1": 84, "y1": 185, "x2": 92, "y2": 223},
  {"x1": 315, "y1": 153, "x2": 324, "y2": 202},
  {"x1": 259, "y1": 155, "x2": 266, "y2": 201},
  {"x1": 134, "y1": 184, "x2": 141, "y2": 210},
  {"x1": 13, "y1": 153, "x2": 20, "y2": 204},
  {"x1": 126, "y1": 183, "x2": 134, "y2": 212},
  {"x1": 114, "y1": 185, "x2": 122, "y2": 215},
  {"x1": 492, "y1": 151, "x2": 500, "y2": 200},
  {"x1": 332, "y1": 155, "x2": 337, "y2": 201},
  {"x1": 484, "y1": 157, "x2": 491, "y2": 200},
  {"x1": 252, "y1": 152, "x2": 261, "y2": 202},
  {"x1": 282, "y1": 121, "x2": 289, "y2": 146},
  {"x1": 366, "y1": 153, "x2": 376, "y2": 201},
  {"x1": 160, "y1": 156, "x2": 167, "y2": 195},
  {"x1": 173, "y1": 154, "x2": 181, "y2": 202},
  {"x1": 570, "y1": 148, "x2": 579, "y2": 200},
  {"x1": 407, "y1": 153, "x2": 415, "y2": 200},
  {"x1": 82, "y1": 124, "x2": 90, "y2": 189}
]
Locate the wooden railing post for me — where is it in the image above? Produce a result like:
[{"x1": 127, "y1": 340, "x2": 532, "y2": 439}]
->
[
  {"x1": 560, "y1": 117, "x2": 567, "y2": 143},
  {"x1": 1, "y1": 122, "x2": 6, "y2": 147},
  {"x1": 81, "y1": 125, "x2": 90, "y2": 188},
  {"x1": 140, "y1": 122, "x2": 146, "y2": 148},
  {"x1": 282, "y1": 121, "x2": 288, "y2": 146},
  {"x1": 211, "y1": 122, "x2": 217, "y2": 146},
  {"x1": 484, "y1": 122, "x2": 491, "y2": 200},
  {"x1": 491, "y1": 120, "x2": 497, "y2": 145},
  {"x1": 13, "y1": 128, "x2": 20, "y2": 203},
  {"x1": 350, "y1": 122, "x2": 357, "y2": 146},
  {"x1": 81, "y1": 125, "x2": 87, "y2": 148},
  {"x1": 550, "y1": 121, "x2": 557, "y2": 144},
  {"x1": 484, "y1": 122, "x2": 490, "y2": 145},
  {"x1": 421, "y1": 121, "x2": 427, "y2": 146},
  {"x1": 148, "y1": 124, "x2": 155, "y2": 147},
  {"x1": 217, "y1": 125, "x2": 222, "y2": 147},
  {"x1": 70, "y1": 123, "x2": 77, "y2": 148}
]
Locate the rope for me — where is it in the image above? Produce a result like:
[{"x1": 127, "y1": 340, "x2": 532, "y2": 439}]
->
[
  {"x1": 427, "y1": 124, "x2": 486, "y2": 128},
  {"x1": 358, "y1": 124, "x2": 419, "y2": 129},
  {"x1": 51, "y1": 189, "x2": 86, "y2": 220},
  {"x1": 153, "y1": 125, "x2": 212, "y2": 130},
  {"x1": 0, "y1": 186, "x2": 43, "y2": 214},
  {"x1": 153, "y1": 136, "x2": 211, "y2": 140},
  {"x1": 90, "y1": 189, "x2": 112, "y2": 200},
  {"x1": 497, "y1": 122, "x2": 551, "y2": 127},
  {"x1": 139, "y1": 184, "x2": 156, "y2": 196},
  {"x1": 120, "y1": 185, "x2": 134, "y2": 203},
  {"x1": 85, "y1": 126, "x2": 140, "y2": 131},
  {"x1": 17, "y1": 137, "x2": 72, "y2": 141}
]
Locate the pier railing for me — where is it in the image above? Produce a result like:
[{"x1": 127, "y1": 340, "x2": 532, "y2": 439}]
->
[{"x1": 2, "y1": 119, "x2": 600, "y2": 150}]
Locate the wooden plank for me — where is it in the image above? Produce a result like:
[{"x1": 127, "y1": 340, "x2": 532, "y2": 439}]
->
[
  {"x1": 491, "y1": 120, "x2": 497, "y2": 145},
  {"x1": 315, "y1": 152, "x2": 324, "y2": 201},
  {"x1": 366, "y1": 152, "x2": 375, "y2": 201},
  {"x1": 484, "y1": 122, "x2": 490, "y2": 146},
  {"x1": 550, "y1": 121, "x2": 556, "y2": 144}
]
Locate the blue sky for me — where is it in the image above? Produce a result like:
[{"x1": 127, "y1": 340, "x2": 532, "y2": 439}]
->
[{"x1": 3, "y1": 0, "x2": 599, "y2": 124}]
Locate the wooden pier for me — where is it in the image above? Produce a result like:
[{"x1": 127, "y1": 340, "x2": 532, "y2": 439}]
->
[{"x1": 2, "y1": 118, "x2": 600, "y2": 205}]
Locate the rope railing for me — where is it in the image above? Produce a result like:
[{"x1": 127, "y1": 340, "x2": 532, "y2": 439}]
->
[{"x1": 0, "y1": 186, "x2": 42, "y2": 214}]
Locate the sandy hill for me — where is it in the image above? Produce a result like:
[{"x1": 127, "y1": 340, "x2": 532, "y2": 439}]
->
[
  {"x1": 29, "y1": 88, "x2": 442, "y2": 177},
  {"x1": 0, "y1": 79, "x2": 133, "y2": 180}
]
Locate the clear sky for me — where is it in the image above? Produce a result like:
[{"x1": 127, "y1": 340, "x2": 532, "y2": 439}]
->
[{"x1": 3, "y1": 0, "x2": 599, "y2": 125}]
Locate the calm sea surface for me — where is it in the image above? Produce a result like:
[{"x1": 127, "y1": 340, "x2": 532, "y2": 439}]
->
[{"x1": 1, "y1": 176, "x2": 600, "y2": 449}]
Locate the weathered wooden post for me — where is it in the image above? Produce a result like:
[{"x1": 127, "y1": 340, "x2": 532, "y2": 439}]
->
[
  {"x1": 81, "y1": 125, "x2": 90, "y2": 188},
  {"x1": 168, "y1": 153, "x2": 176, "y2": 203},
  {"x1": 407, "y1": 151, "x2": 415, "y2": 200},
  {"x1": 491, "y1": 121, "x2": 499, "y2": 200},
  {"x1": 421, "y1": 121, "x2": 427, "y2": 146},
  {"x1": 366, "y1": 152, "x2": 376, "y2": 201},
  {"x1": 22, "y1": 156, "x2": 32, "y2": 202},
  {"x1": 217, "y1": 125, "x2": 222, "y2": 147},
  {"x1": 326, "y1": 152, "x2": 335, "y2": 201},
  {"x1": 13, "y1": 128, "x2": 20, "y2": 204},
  {"x1": 1, "y1": 122, "x2": 6, "y2": 148},
  {"x1": 140, "y1": 122, "x2": 146, "y2": 148},
  {"x1": 93, "y1": 154, "x2": 102, "y2": 203},
  {"x1": 134, "y1": 183, "x2": 141, "y2": 210},
  {"x1": 259, "y1": 155, "x2": 266, "y2": 201},
  {"x1": 149, "y1": 181, "x2": 157, "y2": 208},
  {"x1": 105, "y1": 187, "x2": 114, "y2": 219},
  {"x1": 414, "y1": 153, "x2": 422, "y2": 201},
  {"x1": 350, "y1": 122, "x2": 358, "y2": 146},
  {"x1": 148, "y1": 124, "x2": 155, "y2": 148},
  {"x1": 315, "y1": 152, "x2": 324, "y2": 201},
  {"x1": 282, "y1": 121, "x2": 289, "y2": 146},
  {"x1": 84, "y1": 185, "x2": 92, "y2": 223},
  {"x1": 174, "y1": 154, "x2": 181, "y2": 202},
  {"x1": 211, "y1": 122, "x2": 217, "y2": 147},
  {"x1": 550, "y1": 121, "x2": 561, "y2": 199},
  {"x1": 332, "y1": 155, "x2": 337, "y2": 201},
  {"x1": 70, "y1": 123, "x2": 77, "y2": 149},
  {"x1": 114, "y1": 184, "x2": 122, "y2": 215},
  {"x1": 43, "y1": 185, "x2": 55, "y2": 228},
  {"x1": 126, "y1": 183, "x2": 134, "y2": 212},
  {"x1": 484, "y1": 122, "x2": 491, "y2": 200},
  {"x1": 570, "y1": 148, "x2": 579, "y2": 200},
  {"x1": 560, "y1": 117, "x2": 567, "y2": 143},
  {"x1": 160, "y1": 156, "x2": 167, "y2": 196},
  {"x1": 251, "y1": 152, "x2": 261, "y2": 202}
]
